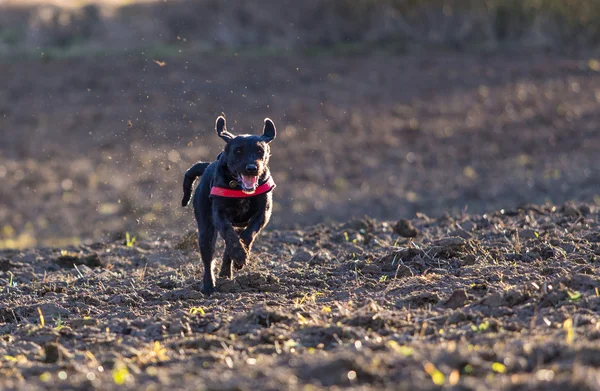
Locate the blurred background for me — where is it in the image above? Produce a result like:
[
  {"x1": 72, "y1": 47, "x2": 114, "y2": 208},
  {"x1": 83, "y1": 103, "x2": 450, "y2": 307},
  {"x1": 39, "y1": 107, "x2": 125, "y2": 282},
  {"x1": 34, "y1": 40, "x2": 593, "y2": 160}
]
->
[{"x1": 1, "y1": 0, "x2": 600, "y2": 249}]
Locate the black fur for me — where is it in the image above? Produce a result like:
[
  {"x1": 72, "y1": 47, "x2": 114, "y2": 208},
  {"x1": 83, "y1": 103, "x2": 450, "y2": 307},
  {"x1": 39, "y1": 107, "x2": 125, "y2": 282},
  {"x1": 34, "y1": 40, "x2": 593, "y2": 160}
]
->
[{"x1": 181, "y1": 116, "x2": 276, "y2": 294}]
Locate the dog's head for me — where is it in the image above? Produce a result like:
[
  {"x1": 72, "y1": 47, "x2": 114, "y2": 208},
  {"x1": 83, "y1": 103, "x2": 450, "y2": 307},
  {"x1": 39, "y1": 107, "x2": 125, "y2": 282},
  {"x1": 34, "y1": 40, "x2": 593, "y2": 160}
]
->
[{"x1": 215, "y1": 116, "x2": 276, "y2": 192}]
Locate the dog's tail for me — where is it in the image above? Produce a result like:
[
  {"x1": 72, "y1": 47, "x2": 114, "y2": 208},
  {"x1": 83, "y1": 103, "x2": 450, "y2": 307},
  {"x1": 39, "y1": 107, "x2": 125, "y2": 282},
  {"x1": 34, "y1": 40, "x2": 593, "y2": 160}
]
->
[{"x1": 181, "y1": 162, "x2": 210, "y2": 207}]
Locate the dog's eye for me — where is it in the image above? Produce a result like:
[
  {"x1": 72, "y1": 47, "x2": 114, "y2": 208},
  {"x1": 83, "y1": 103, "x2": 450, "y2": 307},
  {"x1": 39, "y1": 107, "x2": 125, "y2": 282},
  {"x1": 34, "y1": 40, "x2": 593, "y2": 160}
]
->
[
  {"x1": 234, "y1": 148, "x2": 243, "y2": 155},
  {"x1": 256, "y1": 148, "x2": 264, "y2": 157}
]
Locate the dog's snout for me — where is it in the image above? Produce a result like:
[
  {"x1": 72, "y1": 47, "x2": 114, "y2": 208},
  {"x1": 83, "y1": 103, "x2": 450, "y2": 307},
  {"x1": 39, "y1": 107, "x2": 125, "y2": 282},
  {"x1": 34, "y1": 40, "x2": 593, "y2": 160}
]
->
[{"x1": 245, "y1": 163, "x2": 258, "y2": 174}]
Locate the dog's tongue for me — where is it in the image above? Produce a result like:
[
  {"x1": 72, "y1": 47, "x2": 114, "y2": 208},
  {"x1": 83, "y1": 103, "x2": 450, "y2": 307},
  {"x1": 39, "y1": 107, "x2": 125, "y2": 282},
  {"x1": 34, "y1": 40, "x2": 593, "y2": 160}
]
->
[{"x1": 241, "y1": 175, "x2": 258, "y2": 190}]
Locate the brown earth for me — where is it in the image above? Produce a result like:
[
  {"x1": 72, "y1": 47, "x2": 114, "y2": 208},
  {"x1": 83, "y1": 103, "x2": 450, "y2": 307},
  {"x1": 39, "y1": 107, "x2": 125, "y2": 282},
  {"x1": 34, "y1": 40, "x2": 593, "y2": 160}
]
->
[
  {"x1": 1, "y1": 203, "x2": 600, "y2": 390},
  {"x1": 1, "y1": 50, "x2": 600, "y2": 248},
  {"x1": 1, "y1": 21, "x2": 600, "y2": 390}
]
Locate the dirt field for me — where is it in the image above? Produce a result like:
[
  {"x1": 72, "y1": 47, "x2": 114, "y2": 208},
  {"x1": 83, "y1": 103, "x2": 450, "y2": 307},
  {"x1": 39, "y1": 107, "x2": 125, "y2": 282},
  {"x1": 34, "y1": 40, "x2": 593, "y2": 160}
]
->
[
  {"x1": 1, "y1": 202, "x2": 600, "y2": 390},
  {"x1": 2, "y1": 6, "x2": 600, "y2": 387}
]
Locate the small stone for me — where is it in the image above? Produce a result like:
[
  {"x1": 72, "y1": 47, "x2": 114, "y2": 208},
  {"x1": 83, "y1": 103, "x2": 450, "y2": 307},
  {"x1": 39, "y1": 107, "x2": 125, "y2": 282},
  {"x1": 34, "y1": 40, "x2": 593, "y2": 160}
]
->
[
  {"x1": 291, "y1": 250, "x2": 313, "y2": 263},
  {"x1": 393, "y1": 219, "x2": 419, "y2": 237}
]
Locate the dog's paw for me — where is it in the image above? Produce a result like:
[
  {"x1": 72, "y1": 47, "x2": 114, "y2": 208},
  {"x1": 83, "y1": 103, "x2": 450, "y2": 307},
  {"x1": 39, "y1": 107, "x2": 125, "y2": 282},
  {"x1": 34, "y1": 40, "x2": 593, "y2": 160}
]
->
[
  {"x1": 201, "y1": 284, "x2": 216, "y2": 295},
  {"x1": 218, "y1": 267, "x2": 232, "y2": 279},
  {"x1": 229, "y1": 246, "x2": 248, "y2": 270},
  {"x1": 233, "y1": 260, "x2": 246, "y2": 271}
]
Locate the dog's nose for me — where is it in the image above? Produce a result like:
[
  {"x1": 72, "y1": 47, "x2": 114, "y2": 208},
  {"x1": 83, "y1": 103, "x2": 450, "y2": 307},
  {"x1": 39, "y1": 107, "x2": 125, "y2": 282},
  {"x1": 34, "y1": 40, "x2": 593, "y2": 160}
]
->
[{"x1": 245, "y1": 164, "x2": 258, "y2": 174}]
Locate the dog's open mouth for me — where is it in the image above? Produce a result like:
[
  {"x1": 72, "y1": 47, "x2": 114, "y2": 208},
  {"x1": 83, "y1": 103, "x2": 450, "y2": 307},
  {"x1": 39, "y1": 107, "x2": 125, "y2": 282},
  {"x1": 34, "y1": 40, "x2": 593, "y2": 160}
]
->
[{"x1": 238, "y1": 174, "x2": 258, "y2": 192}]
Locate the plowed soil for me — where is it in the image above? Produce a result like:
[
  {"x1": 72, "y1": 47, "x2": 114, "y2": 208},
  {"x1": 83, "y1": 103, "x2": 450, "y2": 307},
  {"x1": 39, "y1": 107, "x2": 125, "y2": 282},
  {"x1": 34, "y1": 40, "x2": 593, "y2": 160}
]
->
[
  {"x1": 2, "y1": 47, "x2": 600, "y2": 390},
  {"x1": 1, "y1": 203, "x2": 600, "y2": 390}
]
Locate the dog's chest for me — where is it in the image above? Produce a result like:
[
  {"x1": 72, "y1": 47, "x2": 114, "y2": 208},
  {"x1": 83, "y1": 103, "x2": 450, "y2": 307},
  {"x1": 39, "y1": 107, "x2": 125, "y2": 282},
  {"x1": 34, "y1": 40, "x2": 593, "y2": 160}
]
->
[{"x1": 223, "y1": 198, "x2": 253, "y2": 225}]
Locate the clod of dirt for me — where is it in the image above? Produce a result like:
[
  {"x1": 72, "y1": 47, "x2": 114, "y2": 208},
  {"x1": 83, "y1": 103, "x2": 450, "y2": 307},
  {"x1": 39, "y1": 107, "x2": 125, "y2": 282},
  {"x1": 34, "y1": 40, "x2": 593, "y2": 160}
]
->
[
  {"x1": 360, "y1": 264, "x2": 381, "y2": 275},
  {"x1": 344, "y1": 243, "x2": 364, "y2": 255},
  {"x1": 229, "y1": 304, "x2": 291, "y2": 334},
  {"x1": 482, "y1": 292, "x2": 505, "y2": 307},
  {"x1": 518, "y1": 229, "x2": 538, "y2": 239},
  {"x1": 37, "y1": 303, "x2": 70, "y2": 320},
  {"x1": 278, "y1": 232, "x2": 304, "y2": 246},
  {"x1": 55, "y1": 252, "x2": 102, "y2": 268},
  {"x1": 562, "y1": 202, "x2": 582, "y2": 217},
  {"x1": 170, "y1": 335, "x2": 226, "y2": 350},
  {"x1": 394, "y1": 264, "x2": 414, "y2": 278},
  {"x1": 310, "y1": 250, "x2": 333, "y2": 266},
  {"x1": 291, "y1": 249, "x2": 313, "y2": 263},
  {"x1": 503, "y1": 290, "x2": 530, "y2": 307},
  {"x1": 430, "y1": 237, "x2": 467, "y2": 257},
  {"x1": 431, "y1": 237, "x2": 465, "y2": 249},
  {"x1": 168, "y1": 319, "x2": 191, "y2": 336},
  {"x1": 397, "y1": 292, "x2": 440, "y2": 308},
  {"x1": 343, "y1": 217, "x2": 376, "y2": 232},
  {"x1": 443, "y1": 289, "x2": 470, "y2": 309},
  {"x1": 298, "y1": 355, "x2": 376, "y2": 387},
  {"x1": 0, "y1": 259, "x2": 21, "y2": 271},
  {"x1": 460, "y1": 220, "x2": 477, "y2": 232},
  {"x1": 218, "y1": 272, "x2": 280, "y2": 293},
  {"x1": 393, "y1": 219, "x2": 419, "y2": 237},
  {"x1": 70, "y1": 318, "x2": 98, "y2": 329},
  {"x1": 43, "y1": 342, "x2": 73, "y2": 363},
  {"x1": 461, "y1": 254, "x2": 477, "y2": 266},
  {"x1": 160, "y1": 288, "x2": 204, "y2": 301},
  {"x1": 376, "y1": 248, "x2": 422, "y2": 272},
  {"x1": 447, "y1": 310, "x2": 469, "y2": 325}
]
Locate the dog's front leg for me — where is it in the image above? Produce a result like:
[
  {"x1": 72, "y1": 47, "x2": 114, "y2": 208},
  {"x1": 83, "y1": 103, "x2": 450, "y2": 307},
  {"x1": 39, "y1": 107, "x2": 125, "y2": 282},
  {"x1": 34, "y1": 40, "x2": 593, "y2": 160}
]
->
[
  {"x1": 239, "y1": 200, "x2": 272, "y2": 258},
  {"x1": 213, "y1": 208, "x2": 248, "y2": 271}
]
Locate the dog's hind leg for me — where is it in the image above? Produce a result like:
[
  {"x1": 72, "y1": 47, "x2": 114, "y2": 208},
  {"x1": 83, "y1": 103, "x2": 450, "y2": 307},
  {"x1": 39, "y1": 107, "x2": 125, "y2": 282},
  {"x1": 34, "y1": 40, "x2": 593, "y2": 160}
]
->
[
  {"x1": 198, "y1": 226, "x2": 218, "y2": 294},
  {"x1": 218, "y1": 253, "x2": 232, "y2": 279}
]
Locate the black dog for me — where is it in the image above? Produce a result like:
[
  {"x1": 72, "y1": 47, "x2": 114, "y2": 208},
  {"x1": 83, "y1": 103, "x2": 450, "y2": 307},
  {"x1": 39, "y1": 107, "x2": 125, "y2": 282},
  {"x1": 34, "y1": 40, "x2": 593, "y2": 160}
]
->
[{"x1": 181, "y1": 116, "x2": 276, "y2": 294}]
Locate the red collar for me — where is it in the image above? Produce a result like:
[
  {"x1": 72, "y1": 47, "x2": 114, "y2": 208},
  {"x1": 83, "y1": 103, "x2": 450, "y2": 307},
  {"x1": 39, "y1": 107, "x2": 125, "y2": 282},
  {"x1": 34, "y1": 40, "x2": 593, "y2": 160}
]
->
[{"x1": 210, "y1": 176, "x2": 276, "y2": 198}]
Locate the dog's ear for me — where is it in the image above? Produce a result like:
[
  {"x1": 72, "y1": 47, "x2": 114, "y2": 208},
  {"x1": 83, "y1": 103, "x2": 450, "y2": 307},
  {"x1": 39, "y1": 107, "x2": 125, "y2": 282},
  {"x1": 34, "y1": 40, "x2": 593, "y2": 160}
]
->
[
  {"x1": 261, "y1": 118, "x2": 276, "y2": 143},
  {"x1": 216, "y1": 116, "x2": 234, "y2": 143}
]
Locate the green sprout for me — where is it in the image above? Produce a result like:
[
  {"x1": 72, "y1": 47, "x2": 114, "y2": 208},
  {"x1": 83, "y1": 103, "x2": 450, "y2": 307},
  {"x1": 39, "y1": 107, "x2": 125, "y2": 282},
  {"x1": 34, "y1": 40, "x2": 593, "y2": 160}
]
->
[
  {"x1": 189, "y1": 307, "x2": 205, "y2": 315},
  {"x1": 567, "y1": 290, "x2": 582, "y2": 302},
  {"x1": 54, "y1": 315, "x2": 64, "y2": 331},
  {"x1": 125, "y1": 232, "x2": 137, "y2": 247},
  {"x1": 470, "y1": 321, "x2": 490, "y2": 333}
]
